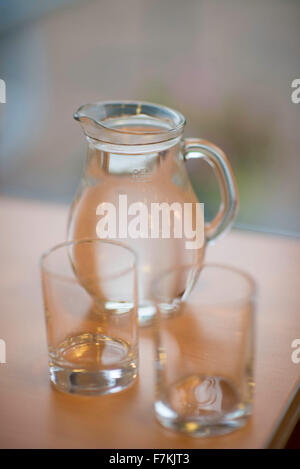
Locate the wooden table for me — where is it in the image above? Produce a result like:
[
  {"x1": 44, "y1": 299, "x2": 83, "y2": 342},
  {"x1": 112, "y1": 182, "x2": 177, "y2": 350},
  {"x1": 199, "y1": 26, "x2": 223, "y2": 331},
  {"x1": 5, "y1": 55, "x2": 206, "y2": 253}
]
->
[{"x1": 0, "y1": 196, "x2": 299, "y2": 449}]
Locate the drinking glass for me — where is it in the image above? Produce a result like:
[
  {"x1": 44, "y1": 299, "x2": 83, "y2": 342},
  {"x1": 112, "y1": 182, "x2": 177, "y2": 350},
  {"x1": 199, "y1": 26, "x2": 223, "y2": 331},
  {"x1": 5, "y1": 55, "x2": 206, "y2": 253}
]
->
[
  {"x1": 40, "y1": 239, "x2": 138, "y2": 395},
  {"x1": 152, "y1": 263, "x2": 256, "y2": 436}
]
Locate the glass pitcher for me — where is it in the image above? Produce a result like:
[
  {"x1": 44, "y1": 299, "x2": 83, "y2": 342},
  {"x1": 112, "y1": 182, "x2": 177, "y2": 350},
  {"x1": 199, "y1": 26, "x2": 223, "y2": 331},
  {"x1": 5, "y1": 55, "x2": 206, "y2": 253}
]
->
[{"x1": 68, "y1": 101, "x2": 238, "y2": 324}]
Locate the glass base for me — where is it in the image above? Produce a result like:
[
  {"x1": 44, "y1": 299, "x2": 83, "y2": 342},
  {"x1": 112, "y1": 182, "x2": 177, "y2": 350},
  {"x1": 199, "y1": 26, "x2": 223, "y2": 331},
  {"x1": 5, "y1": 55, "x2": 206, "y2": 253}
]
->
[
  {"x1": 154, "y1": 409, "x2": 250, "y2": 437},
  {"x1": 137, "y1": 301, "x2": 157, "y2": 326},
  {"x1": 137, "y1": 300, "x2": 181, "y2": 326},
  {"x1": 155, "y1": 374, "x2": 252, "y2": 437},
  {"x1": 49, "y1": 333, "x2": 137, "y2": 395},
  {"x1": 50, "y1": 362, "x2": 137, "y2": 395}
]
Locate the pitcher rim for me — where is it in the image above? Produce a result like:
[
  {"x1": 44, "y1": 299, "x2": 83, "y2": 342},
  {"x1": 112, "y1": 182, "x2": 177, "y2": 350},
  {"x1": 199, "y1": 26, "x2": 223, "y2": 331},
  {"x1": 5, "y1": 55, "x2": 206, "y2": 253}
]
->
[{"x1": 74, "y1": 100, "x2": 186, "y2": 145}]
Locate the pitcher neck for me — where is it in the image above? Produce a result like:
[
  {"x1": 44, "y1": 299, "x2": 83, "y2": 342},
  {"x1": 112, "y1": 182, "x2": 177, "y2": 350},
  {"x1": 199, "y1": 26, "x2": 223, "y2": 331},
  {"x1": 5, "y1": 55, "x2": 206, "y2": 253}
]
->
[{"x1": 84, "y1": 137, "x2": 182, "y2": 179}]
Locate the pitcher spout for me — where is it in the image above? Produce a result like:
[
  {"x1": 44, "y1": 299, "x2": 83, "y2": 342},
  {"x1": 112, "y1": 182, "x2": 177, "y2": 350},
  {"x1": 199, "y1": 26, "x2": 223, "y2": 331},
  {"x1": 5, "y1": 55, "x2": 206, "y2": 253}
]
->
[{"x1": 74, "y1": 102, "x2": 108, "y2": 142}]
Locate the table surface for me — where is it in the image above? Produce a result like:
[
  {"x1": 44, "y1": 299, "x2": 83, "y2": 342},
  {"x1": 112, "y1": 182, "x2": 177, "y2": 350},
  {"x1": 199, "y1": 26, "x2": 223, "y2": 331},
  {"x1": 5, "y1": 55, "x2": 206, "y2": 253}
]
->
[{"x1": 0, "y1": 196, "x2": 299, "y2": 449}]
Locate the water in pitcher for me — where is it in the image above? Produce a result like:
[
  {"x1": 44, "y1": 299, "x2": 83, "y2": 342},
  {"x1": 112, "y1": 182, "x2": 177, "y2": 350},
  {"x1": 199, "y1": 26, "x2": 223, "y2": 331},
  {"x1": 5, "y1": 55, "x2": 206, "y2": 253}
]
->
[{"x1": 68, "y1": 119, "x2": 204, "y2": 324}]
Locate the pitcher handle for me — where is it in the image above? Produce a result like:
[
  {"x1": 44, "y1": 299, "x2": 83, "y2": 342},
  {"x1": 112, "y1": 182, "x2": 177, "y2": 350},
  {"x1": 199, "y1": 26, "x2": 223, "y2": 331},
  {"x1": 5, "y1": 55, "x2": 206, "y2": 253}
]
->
[{"x1": 183, "y1": 138, "x2": 239, "y2": 243}]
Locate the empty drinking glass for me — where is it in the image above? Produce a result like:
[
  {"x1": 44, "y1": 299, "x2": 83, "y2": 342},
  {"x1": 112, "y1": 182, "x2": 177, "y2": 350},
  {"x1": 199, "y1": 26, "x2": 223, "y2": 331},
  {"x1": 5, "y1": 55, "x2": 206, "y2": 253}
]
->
[
  {"x1": 152, "y1": 263, "x2": 256, "y2": 437},
  {"x1": 40, "y1": 239, "x2": 138, "y2": 395}
]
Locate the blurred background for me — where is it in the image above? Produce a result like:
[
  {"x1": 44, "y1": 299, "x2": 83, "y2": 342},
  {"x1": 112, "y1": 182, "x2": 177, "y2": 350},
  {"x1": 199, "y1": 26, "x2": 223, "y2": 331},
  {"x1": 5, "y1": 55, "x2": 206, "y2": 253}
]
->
[{"x1": 0, "y1": 0, "x2": 299, "y2": 234}]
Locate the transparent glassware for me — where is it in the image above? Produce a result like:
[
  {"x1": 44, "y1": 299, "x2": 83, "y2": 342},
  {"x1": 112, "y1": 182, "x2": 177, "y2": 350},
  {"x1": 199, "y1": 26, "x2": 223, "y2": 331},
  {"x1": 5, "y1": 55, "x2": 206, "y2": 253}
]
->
[
  {"x1": 40, "y1": 239, "x2": 138, "y2": 395},
  {"x1": 152, "y1": 264, "x2": 256, "y2": 437},
  {"x1": 68, "y1": 101, "x2": 239, "y2": 325}
]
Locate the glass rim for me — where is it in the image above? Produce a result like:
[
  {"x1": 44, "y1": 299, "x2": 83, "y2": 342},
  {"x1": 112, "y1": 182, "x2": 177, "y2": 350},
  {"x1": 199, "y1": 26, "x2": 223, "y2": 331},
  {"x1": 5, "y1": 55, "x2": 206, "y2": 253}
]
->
[
  {"x1": 40, "y1": 238, "x2": 138, "y2": 283},
  {"x1": 151, "y1": 262, "x2": 257, "y2": 307},
  {"x1": 74, "y1": 100, "x2": 186, "y2": 144}
]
